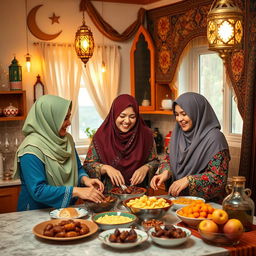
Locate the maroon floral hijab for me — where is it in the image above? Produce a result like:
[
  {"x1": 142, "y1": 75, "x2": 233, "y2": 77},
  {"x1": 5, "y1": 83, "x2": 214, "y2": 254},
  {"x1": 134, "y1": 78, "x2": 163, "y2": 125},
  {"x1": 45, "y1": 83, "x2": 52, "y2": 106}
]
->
[{"x1": 93, "y1": 94, "x2": 153, "y2": 184}]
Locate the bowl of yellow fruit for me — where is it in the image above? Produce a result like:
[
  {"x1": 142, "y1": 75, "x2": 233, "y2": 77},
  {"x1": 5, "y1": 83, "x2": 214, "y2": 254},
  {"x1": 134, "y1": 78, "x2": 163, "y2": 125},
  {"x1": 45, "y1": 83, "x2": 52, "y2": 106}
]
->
[{"x1": 123, "y1": 195, "x2": 173, "y2": 221}]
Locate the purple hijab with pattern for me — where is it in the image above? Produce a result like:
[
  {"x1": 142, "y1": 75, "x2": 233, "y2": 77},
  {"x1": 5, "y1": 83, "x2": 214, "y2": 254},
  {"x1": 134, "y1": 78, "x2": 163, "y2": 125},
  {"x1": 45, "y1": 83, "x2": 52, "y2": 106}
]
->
[{"x1": 170, "y1": 92, "x2": 230, "y2": 180}]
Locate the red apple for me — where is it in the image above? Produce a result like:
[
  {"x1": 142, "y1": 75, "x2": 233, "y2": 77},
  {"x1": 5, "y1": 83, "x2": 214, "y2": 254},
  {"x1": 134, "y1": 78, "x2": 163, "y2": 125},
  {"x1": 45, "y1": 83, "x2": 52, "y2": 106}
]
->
[
  {"x1": 223, "y1": 219, "x2": 244, "y2": 240},
  {"x1": 212, "y1": 209, "x2": 229, "y2": 225}
]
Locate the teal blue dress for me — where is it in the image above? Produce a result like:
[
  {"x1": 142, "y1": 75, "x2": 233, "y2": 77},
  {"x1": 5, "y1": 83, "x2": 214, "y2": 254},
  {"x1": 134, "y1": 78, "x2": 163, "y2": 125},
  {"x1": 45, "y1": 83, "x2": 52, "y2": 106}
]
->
[{"x1": 17, "y1": 150, "x2": 88, "y2": 211}]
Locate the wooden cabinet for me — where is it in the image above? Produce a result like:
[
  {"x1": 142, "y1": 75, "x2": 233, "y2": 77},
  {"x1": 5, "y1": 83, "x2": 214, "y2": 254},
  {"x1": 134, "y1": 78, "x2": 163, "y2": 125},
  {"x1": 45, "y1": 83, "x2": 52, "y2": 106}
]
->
[
  {"x1": 0, "y1": 185, "x2": 20, "y2": 213},
  {"x1": 0, "y1": 90, "x2": 27, "y2": 121},
  {"x1": 130, "y1": 25, "x2": 175, "y2": 115}
]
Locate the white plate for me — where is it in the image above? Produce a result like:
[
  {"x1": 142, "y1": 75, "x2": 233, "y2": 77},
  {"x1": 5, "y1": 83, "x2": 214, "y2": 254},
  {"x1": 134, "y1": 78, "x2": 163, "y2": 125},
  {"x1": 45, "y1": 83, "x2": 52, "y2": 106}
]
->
[
  {"x1": 98, "y1": 228, "x2": 148, "y2": 249},
  {"x1": 49, "y1": 207, "x2": 88, "y2": 219},
  {"x1": 148, "y1": 225, "x2": 191, "y2": 247}
]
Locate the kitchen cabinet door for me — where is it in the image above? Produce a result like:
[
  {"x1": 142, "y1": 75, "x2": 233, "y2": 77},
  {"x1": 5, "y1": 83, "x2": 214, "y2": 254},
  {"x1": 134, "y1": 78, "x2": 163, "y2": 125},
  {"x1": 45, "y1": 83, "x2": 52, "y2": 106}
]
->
[{"x1": 0, "y1": 185, "x2": 20, "y2": 213}]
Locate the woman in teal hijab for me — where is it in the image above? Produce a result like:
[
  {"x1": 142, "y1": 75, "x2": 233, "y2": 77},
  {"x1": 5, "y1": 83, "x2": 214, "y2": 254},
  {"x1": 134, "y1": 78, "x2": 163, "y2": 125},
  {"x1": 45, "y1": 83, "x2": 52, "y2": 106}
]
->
[{"x1": 13, "y1": 95, "x2": 105, "y2": 211}]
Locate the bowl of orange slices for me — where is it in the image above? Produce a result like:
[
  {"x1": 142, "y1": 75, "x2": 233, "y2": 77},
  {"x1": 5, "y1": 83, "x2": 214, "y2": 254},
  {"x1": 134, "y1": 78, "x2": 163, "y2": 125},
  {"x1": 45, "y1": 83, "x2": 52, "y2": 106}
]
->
[{"x1": 176, "y1": 201, "x2": 215, "y2": 229}]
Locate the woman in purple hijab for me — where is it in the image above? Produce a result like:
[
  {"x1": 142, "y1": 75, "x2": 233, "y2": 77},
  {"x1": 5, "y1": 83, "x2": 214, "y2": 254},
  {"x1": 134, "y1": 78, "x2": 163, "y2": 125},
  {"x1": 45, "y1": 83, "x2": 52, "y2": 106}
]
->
[{"x1": 150, "y1": 92, "x2": 230, "y2": 202}]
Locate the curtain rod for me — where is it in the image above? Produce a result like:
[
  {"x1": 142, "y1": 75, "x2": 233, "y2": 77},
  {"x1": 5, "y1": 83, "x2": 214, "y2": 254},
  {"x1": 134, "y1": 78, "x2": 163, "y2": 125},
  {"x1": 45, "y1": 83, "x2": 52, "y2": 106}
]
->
[{"x1": 33, "y1": 42, "x2": 121, "y2": 49}]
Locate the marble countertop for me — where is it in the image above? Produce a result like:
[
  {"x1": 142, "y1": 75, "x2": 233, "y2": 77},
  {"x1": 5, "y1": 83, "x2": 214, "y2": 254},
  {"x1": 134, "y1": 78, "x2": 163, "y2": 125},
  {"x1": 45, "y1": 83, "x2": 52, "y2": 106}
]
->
[
  {"x1": 0, "y1": 205, "x2": 229, "y2": 256},
  {"x1": 0, "y1": 178, "x2": 21, "y2": 187}
]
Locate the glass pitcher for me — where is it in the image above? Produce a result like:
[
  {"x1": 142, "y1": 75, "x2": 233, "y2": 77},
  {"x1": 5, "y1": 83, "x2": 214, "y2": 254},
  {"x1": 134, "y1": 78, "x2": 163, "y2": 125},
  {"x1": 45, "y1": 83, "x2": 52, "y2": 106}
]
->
[{"x1": 222, "y1": 176, "x2": 255, "y2": 231}]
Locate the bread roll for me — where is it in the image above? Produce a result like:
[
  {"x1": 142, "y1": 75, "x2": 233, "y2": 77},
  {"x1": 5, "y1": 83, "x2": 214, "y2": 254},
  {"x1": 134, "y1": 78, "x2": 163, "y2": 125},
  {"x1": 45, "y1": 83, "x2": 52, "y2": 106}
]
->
[{"x1": 59, "y1": 208, "x2": 79, "y2": 218}]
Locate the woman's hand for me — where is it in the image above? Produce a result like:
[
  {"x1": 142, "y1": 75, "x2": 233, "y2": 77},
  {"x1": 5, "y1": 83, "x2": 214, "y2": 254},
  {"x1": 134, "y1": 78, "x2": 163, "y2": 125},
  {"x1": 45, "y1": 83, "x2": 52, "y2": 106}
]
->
[
  {"x1": 150, "y1": 170, "x2": 170, "y2": 190},
  {"x1": 168, "y1": 176, "x2": 189, "y2": 197},
  {"x1": 73, "y1": 187, "x2": 105, "y2": 203},
  {"x1": 82, "y1": 176, "x2": 104, "y2": 192},
  {"x1": 130, "y1": 165, "x2": 149, "y2": 185},
  {"x1": 101, "y1": 165, "x2": 125, "y2": 186}
]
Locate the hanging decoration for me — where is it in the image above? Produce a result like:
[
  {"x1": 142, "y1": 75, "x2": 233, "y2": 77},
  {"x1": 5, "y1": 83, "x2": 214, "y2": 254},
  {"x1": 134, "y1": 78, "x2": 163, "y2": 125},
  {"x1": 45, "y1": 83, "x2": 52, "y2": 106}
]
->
[
  {"x1": 25, "y1": 0, "x2": 31, "y2": 72},
  {"x1": 27, "y1": 5, "x2": 62, "y2": 41},
  {"x1": 207, "y1": 0, "x2": 243, "y2": 61},
  {"x1": 74, "y1": 3, "x2": 95, "y2": 67},
  {"x1": 80, "y1": 0, "x2": 145, "y2": 42}
]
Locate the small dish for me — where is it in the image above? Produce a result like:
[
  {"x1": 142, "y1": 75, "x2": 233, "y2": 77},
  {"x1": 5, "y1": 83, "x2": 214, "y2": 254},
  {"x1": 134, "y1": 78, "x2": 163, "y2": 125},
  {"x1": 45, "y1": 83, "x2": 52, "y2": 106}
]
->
[
  {"x1": 170, "y1": 196, "x2": 205, "y2": 210},
  {"x1": 49, "y1": 207, "x2": 88, "y2": 219},
  {"x1": 32, "y1": 219, "x2": 98, "y2": 241},
  {"x1": 92, "y1": 211, "x2": 138, "y2": 230},
  {"x1": 98, "y1": 228, "x2": 148, "y2": 249},
  {"x1": 84, "y1": 195, "x2": 118, "y2": 213},
  {"x1": 148, "y1": 225, "x2": 191, "y2": 247},
  {"x1": 141, "y1": 219, "x2": 165, "y2": 231}
]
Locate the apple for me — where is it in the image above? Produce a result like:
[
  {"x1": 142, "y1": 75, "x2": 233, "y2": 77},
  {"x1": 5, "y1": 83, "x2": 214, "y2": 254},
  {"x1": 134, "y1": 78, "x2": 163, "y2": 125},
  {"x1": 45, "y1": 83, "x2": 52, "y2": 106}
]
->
[
  {"x1": 199, "y1": 219, "x2": 219, "y2": 240},
  {"x1": 223, "y1": 219, "x2": 244, "y2": 240},
  {"x1": 212, "y1": 209, "x2": 229, "y2": 225}
]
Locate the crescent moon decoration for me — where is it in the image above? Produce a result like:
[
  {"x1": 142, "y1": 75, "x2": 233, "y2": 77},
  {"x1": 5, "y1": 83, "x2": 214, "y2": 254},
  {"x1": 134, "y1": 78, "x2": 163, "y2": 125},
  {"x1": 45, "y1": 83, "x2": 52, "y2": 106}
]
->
[{"x1": 27, "y1": 4, "x2": 62, "y2": 41}]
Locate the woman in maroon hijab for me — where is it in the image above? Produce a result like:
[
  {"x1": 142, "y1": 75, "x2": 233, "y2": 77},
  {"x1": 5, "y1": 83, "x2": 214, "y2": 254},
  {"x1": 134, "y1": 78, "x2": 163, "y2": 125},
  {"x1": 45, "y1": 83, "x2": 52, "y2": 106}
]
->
[{"x1": 83, "y1": 94, "x2": 159, "y2": 192}]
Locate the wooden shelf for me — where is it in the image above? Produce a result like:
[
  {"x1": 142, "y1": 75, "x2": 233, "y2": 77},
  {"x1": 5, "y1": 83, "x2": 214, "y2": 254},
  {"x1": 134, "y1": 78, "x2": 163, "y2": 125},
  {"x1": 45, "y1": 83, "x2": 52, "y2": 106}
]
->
[
  {"x1": 141, "y1": 110, "x2": 173, "y2": 115},
  {"x1": 0, "y1": 90, "x2": 27, "y2": 121}
]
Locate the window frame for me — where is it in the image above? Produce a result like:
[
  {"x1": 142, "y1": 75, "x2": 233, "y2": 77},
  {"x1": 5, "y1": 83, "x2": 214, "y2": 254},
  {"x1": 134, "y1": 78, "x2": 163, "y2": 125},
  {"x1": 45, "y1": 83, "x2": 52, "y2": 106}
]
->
[{"x1": 190, "y1": 46, "x2": 242, "y2": 147}]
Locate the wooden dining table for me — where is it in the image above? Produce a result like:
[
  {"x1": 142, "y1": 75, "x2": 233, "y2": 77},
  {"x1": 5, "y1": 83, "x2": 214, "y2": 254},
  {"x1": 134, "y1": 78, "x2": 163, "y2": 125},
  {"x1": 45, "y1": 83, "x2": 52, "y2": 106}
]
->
[{"x1": 0, "y1": 203, "x2": 255, "y2": 256}]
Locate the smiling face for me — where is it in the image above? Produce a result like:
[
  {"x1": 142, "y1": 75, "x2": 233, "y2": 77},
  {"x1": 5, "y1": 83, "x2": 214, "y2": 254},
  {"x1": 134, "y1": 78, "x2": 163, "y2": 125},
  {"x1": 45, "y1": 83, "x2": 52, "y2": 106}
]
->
[
  {"x1": 59, "y1": 108, "x2": 71, "y2": 137},
  {"x1": 115, "y1": 106, "x2": 137, "y2": 133},
  {"x1": 174, "y1": 104, "x2": 193, "y2": 132}
]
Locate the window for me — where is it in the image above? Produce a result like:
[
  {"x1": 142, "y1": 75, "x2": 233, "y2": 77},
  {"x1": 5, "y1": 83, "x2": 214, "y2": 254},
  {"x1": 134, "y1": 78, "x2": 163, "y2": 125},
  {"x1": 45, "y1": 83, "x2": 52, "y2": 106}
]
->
[
  {"x1": 71, "y1": 87, "x2": 103, "y2": 147},
  {"x1": 178, "y1": 44, "x2": 243, "y2": 146}
]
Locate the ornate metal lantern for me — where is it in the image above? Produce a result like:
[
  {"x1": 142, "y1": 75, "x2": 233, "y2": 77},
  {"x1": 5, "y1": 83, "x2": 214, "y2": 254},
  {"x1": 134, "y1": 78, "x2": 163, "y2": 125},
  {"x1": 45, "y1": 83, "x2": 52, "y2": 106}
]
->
[
  {"x1": 74, "y1": 11, "x2": 94, "y2": 67},
  {"x1": 9, "y1": 57, "x2": 22, "y2": 90},
  {"x1": 207, "y1": 0, "x2": 243, "y2": 60}
]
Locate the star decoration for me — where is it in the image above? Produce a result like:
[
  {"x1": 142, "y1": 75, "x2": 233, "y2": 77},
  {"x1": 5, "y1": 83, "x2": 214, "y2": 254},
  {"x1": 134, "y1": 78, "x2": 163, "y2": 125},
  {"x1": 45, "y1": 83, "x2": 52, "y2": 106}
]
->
[{"x1": 49, "y1": 13, "x2": 60, "y2": 24}]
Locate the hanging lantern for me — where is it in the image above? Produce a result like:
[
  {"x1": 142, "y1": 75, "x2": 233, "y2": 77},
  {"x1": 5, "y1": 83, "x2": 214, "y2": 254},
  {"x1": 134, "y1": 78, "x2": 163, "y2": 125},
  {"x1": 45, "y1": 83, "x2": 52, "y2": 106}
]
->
[
  {"x1": 207, "y1": 0, "x2": 243, "y2": 60},
  {"x1": 25, "y1": 53, "x2": 31, "y2": 72},
  {"x1": 74, "y1": 11, "x2": 94, "y2": 67},
  {"x1": 9, "y1": 57, "x2": 22, "y2": 90}
]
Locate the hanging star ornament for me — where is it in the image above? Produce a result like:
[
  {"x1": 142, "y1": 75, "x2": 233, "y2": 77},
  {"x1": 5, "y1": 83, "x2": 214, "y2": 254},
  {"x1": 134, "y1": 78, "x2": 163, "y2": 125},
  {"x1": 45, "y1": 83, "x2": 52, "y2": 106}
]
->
[{"x1": 49, "y1": 13, "x2": 60, "y2": 24}]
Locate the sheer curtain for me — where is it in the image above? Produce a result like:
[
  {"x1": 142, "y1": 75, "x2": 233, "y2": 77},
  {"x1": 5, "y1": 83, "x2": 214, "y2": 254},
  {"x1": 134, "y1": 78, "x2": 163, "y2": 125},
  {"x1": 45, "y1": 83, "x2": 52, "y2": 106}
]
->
[
  {"x1": 82, "y1": 45, "x2": 120, "y2": 119},
  {"x1": 36, "y1": 43, "x2": 120, "y2": 119},
  {"x1": 36, "y1": 42, "x2": 83, "y2": 114}
]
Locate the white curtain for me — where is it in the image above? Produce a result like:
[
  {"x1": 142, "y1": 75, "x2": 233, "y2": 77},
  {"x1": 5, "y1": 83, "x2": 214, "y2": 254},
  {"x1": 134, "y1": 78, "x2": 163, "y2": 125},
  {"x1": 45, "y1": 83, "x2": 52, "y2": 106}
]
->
[
  {"x1": 82, "y1": 45, "x2": 121, "y2": 119},
  {"x1": 35, "y1": 42, "x2": 83, "y2": 114},
  {"x1": 36, "y1": 43, "x2": 120, "y2": 119}
]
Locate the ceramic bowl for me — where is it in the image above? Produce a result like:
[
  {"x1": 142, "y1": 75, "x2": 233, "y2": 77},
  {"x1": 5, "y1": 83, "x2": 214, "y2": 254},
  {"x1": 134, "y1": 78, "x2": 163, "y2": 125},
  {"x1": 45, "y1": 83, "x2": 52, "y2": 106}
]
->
[
  {"x1": 123, "y1": 197, "x2": 173, "y2": 221},
  {"x1": 98, "y1": 228, "x2": 148, "y2": 249},
  {"x1": 148, "y1": 225, "x2": 191, "y2": 247},
  {"x1": 110, "y1": 186, "x2": 147, "y2": 202},
  {"x1": 141, "y1": 219, "x2": 165, "y2": 231},
  {"x1": 84, "y1": 195, "x2": 118, "y2": 213},
  {"x1": 198, "y1": 228, "x2": 244, "y2": 246},
  {"x1": 170, "y1": 196, "x2": 205, "y2": 211},
  {"x1": 176, "y1": 209, "x2": 209, "y2": 228},
  {"x1": 92, "y1": 211, "x2": 138, "y2": 230}
]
